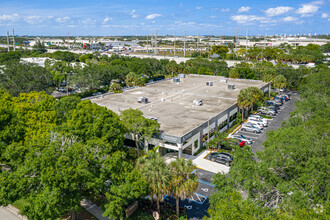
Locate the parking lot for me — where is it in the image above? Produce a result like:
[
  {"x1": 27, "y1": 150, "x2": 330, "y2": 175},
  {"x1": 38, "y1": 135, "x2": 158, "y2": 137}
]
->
[
  {"x1": 233, "y1": 92, "x2": 299, "y2": 153},
  {"x1": 164, "y1": 168, "x2": 216, "y2": 219},
  {"x1": 165, "y1": 92, "x2": 299, "y2": 219}
]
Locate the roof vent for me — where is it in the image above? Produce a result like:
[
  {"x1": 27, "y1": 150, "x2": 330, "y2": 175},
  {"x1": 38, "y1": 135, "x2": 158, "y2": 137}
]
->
[
  {"x1": 138, "y1": 97, "x2": 148, "y2": 103},
  {"x1": 220, "y1": 78, "x2": 228, "y2": 83},
  {"x1": 228, "y1": 84, "x2": 235, "y2": 90},
  {"x1": 206, "y1": 81, "x2": 213, "y2": 86},
  {"x1": 173, "y1": 78, "x2": 180, "y2": 83}
]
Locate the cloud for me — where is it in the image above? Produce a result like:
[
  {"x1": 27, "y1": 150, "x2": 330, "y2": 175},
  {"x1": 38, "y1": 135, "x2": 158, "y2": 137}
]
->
[
  {"x1": 179, "y1": 3, "x2": 183, "y2": 7},
  {"x1": 196, "y1": 6, "x2": 202, "y2": 10},
  {"x1": 283, "y1": 16, "x2": 299, "y2": 22},
  {"x1": 238, "y1": 6, "x2": 251, "y2": 13},
  {"x1": 145, "y1": 14, "x2": 161, "y2": 20},
  {"x1": 321, "y1": 13, "x2": 328, "y2": 18},
  {"x1": 102, "y1": 16, "x2": 112, "y2": 24},
  {"x1": 221, "y1": 8, "x2": 230, "y2": 12},
  {"x1": 231, "y1": 15, "x2": 264, "y2": 23},
  {"x1": 296, "y1": 1, "x2": 323, "y2": 16},
  {"x1": 0, "y1": 13, "x2": 19, "y2": 22},
  {"x1": 25, "y1": 15, "x2": 42, "y2": 24},
  {"x1": 82, "y1": 18, "x2": 96, "y2": 25},
  {"x1": 209, "y1": 16, "x2": 217, "y2": 19},
  {"x1": 265, "y1": 6, "x2": 294, "y2": 16},
  {"x1": 130, "y1": 9, "x2": 137, "y2": 18},
  {"x1": 55, "y1": 16, "x2": 70, "y2": 23}
]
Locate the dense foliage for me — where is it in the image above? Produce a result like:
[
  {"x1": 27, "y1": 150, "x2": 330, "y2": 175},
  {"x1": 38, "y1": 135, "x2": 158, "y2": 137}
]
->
[{"x1": 208, "y1": 68, "x2": 330, "y2": 219}]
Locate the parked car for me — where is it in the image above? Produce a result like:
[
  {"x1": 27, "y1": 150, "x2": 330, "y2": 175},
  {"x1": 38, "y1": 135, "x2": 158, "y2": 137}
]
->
[
  {"x1": 229, "y1": 134, "x2": 253, "y2": 145},
  {"x1": 247, "y1": 117, "x2": 268, "y2": 127},
  {"x1": 248, "y1": 114, "x2": 268, "y2": 123},
  {"x1": 241, "y1": 123, "x2": 261, "y2": 133},
  {"x1": 209, "y1": 152, "x2": 233, "y2": 166},
  {"x1": 267, "y1": 106, "x2": 279, "y2": 113},
  {"x1": 58, "y1": 87, "x2": 66, "y2": 92},
  {"x1": 265, "y1": 101, "x2": 281, "y2": 108},
  {"x1": 257, "y1": 107, "x2": 276, "y2": 116},
  {"x1": 280, "y1": 87, "x2": 287, "y2": 92},
  {"x1": 245, "y1": 122, "x2": 263, "y2": 130}
]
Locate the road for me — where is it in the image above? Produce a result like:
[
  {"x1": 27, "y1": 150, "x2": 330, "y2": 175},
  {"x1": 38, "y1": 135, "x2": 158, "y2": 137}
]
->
[{"x1": 0, "y1": 207, "x2": 21, "y2": 220}]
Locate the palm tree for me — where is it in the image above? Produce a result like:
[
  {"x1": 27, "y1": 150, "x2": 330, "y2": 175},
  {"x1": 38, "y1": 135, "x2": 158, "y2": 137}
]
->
[
  {"x1": 247, "y1": 87, "x2": 264, "y2": 110},
  {"x1": 273, "y1": 75, "x2": 287, "y2": 94},
  {"x1": 169, "y1": 158, "x2": 199, "y2": 217},
  {"x1": 137, "y1": 149, "x2": 171, "y2": 215},
  {"x1": 237, "y1": 88, "x2": 254, "y2": 120}
]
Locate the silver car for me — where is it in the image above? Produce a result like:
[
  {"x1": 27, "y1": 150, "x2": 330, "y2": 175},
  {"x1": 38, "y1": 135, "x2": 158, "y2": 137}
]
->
[
  {"x1": 229, "y1": 134, "x2": 253, "y2": 145},
  {"x1": 241, "y1": 123, "x2": 261, "y2": 133},
  {"x1": 247, "y1": 118, "x2": 268, "y2": 127}
]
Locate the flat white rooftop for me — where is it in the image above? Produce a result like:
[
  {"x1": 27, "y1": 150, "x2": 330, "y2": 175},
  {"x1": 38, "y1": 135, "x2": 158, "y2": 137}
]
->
[{"x1": 91, "y1": 75, "x2": 267, "y2": 137}]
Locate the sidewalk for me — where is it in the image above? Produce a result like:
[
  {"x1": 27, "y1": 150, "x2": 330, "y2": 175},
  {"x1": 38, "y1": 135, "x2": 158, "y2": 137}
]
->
[{"x1": 80, "y1": 199, "x2": 111, "y2": 220}]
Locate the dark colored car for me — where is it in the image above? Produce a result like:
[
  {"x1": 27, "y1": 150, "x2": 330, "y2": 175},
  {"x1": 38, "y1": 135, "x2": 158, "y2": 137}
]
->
[{"x1": 209, "y1": 152, "x2": 233, "y2": 166}]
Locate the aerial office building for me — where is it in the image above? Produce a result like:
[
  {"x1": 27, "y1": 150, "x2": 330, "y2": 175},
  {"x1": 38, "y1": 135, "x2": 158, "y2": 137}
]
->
[{"x1": 91, "y1": 74, "x2": 270, "y2": 158}]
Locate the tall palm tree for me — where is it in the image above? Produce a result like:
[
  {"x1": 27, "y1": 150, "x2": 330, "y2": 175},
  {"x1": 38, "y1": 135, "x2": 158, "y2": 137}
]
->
[
  {"x1": 237, "y1": 88, "x2": 254, "y2": 120},
  {"x1": 169, "y1": 158, "x2": 199, "y2": 217},
  {"x1": 273, "y1": 75, "x2": 287, "y2": 94},
  {"x1": 247, "y1": 87, "x2": 264, "y2": 110},
  {"x1": 137, "y1": 149, "x2": 171, "y2": 215}
]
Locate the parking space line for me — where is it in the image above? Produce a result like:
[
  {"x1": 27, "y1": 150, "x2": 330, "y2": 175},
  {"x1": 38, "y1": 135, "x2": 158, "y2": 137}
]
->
[{"x1": 199, "y1": 179, "x2": 215, "y2": 187}]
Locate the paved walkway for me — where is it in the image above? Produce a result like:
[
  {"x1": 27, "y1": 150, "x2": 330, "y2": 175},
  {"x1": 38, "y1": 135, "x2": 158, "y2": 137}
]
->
[
  {"x1": 0, "y1": 206, "x2": 22, "y2": 220},
  {"x1": 164, "y1": 150, "x2": 230, "y2": 174},
  {"x1": 81, "y1": 199, "x2": 111, "y2": 220}
]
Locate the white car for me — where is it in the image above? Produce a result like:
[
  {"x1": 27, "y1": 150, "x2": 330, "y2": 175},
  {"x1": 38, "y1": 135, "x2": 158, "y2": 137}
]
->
[
  {"x1": 248, "y1": 115, "x2": 268, "y2": 124},
  {"x1": 228, "y1": 134, "x2": 253, "y2": 145},
  {"x1": 247, "y1": 118, "x2": 268, "y2": 127},
  {"x1": 241, "y1": 123, "x2": 261, "y2": 133},
  {"x1": 245, "y1": 122, "x2": 263, "y2": 130}
]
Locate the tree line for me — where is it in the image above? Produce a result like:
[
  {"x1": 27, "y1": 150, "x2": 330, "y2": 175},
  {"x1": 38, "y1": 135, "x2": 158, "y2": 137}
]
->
[{"x1": 207, "y1": 67, "x2": 330, "y2": 219}]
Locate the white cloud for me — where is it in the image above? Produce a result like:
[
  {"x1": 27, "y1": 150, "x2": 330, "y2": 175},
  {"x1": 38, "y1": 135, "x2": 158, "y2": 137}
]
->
[
  {"x1": 209, "y1": 16, "x2": 217, "y2": 19},
  {"x1": 283, "y1": 16, "x2": 298, "y2": 22},
  {"x1": 55, "y1": 16, "x2": 70, "y2": 23},
  {"x1": 0, "y1": 13, "x2": 19, "y2": 22},
  {"x1": 265, "y1": 6, "x2": 294, "y2": 16},
  {"x1": 130, "y1": 9, "x2": 137, "y2": 18},
  {"x1": 196, "y1": 6, "x2": 202, "y2": 10},
  {"x1": 145, "y1": 14, "x2": 161, "y2": 20},
  {"x1": 296, "y1": 1, "x2": 323, "y2": 16},
  {"x1": 238, "y1": 6, "x2": 251, "y2": 13},
  {"x1": 82, "y1": 18, "x2": 96, "y2": 25},
  {"x1": 102, "y1": 16, "x2": 112, "y2": 24},
  {"x1": 221, "y1": 8, "x2": 230, "y2": 12},
  {"x1": 25, "y1": 15, "x2": 42, "y2": 24},
  {"x1": 321, "y1": 13, "x2": 328, "y2": 18},
  {"x1": 231, "y1": 15, "x2": 264, "y2": 23}
]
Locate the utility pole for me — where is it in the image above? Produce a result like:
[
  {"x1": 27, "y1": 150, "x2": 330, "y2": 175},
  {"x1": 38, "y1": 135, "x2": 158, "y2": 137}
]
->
[
  {"x1": 174, "y1": 31, "x2": 176, "y2": 57},
  {"x1": 155, "y1": 29, "x2": 158, "y2": 55},
  {"x1": 146, "y1": 34, "x2": 149, "y2": 54},
  {"x1": 184, "y1": 30, "x2": 186, "y2": 57},
  {"x1": 197, "y1": 32, "x2": 200, "y2": 56},
  {"x1": 246, "y1": 25, "x2": 248, "y2": 51},
  {"x1": 13, "y1": 29, "x2": 15, "y2": 51},
  {"x1": 235, "y1": 27, "x2": 238, "y2": 60},
  {"x1": 7, "y1": 31, "x2": 10, "y2": 52},
  {"x1": 67, "y1": 32, "x2": 70, "y2": 49}
]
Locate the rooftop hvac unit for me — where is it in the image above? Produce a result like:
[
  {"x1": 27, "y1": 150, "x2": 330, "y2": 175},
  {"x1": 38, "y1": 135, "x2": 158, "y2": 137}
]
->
[
  {"x1": 178, "y1": 74, "x2": 186, "y2": 78},
  {"x1": 173, "y1": 78, "x2": 180, "y2": 82},
  {"x1": 137, "y1": 97, "x2": 148, "y2": 104},
  {"x1": 220, "y1": 78, "x2": 228, "y2": 83},
  {"x1": 228, "y1": 84, "x2": 235, "y2": 90},
  {"x1": 206, "y1": 81, "x2": 213, "y2": 86}
]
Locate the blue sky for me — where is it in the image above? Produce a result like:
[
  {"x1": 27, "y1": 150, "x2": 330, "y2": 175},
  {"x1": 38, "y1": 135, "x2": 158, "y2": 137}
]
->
[{"x1": 0, "y1": 0, "x2": 329, "y2": 36}]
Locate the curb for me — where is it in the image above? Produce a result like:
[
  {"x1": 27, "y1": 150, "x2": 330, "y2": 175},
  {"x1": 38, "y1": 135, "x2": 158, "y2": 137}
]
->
[{"x1": 3, "y1": 205, "x2": 28, "y2": 220}]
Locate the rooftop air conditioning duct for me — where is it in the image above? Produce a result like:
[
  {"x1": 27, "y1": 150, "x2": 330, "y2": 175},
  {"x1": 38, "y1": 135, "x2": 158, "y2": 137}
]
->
[
  {"x1": 206, "y1": 81, "x2": 213, "y2": 86},
  {"x1": 228, "y1": 84, "x2": 235, "y2": 90},
  {"x1": 137, "y1": 97, "x2": 148, "y2": 103}
]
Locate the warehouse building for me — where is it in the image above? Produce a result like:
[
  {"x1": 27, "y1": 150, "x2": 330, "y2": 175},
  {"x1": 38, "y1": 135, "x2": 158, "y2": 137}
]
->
[{"x1": 91, "y1": 74, "x2": 270, "y2": 158}]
